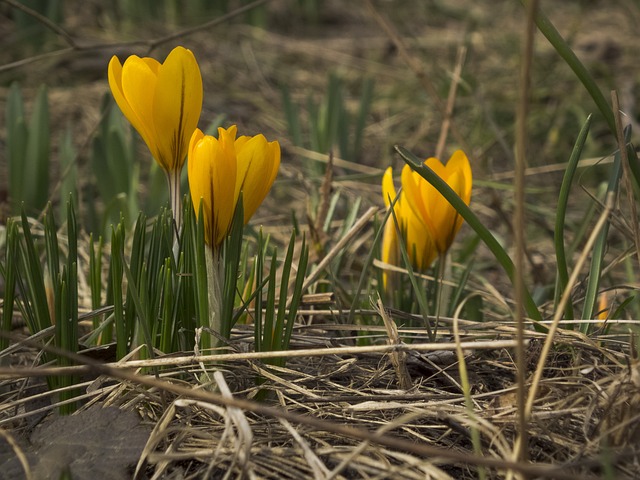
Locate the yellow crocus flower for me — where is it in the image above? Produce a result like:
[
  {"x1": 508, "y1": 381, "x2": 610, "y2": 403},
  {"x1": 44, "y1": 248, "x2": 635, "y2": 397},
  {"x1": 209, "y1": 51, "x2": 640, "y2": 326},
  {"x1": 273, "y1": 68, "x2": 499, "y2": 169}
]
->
[
  {"x1": 108, "y1": 46, "x2": 202, "y2": 230},
  {"x1": 188, "y1": 126, "x2": 280, "y2": 248},
  {"x1": 381, "y1": 150, "x2": 472, "y2": 275},
  {"x1": 401, "y1": 150, "x2": 472, "y2": 256},
  {"x1": 108, "y1": 46, "x2": 203, "y2": 173}
]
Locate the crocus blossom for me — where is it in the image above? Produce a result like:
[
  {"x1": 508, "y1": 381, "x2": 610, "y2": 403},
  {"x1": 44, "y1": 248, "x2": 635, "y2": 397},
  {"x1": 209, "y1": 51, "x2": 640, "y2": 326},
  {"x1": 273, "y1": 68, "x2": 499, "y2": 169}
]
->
[
  {"x1": 382, "y1": 150, "x2": 472, "y2": 273},
  {"x1": 188, "y1": 126, "x2": 280, "y2": 248},
  {"x1": 108, "y1": 46, "x2": 203, "y2": 229},
  {"x1": 108, "y1": 46, "x2": 203, "y2": 173}
]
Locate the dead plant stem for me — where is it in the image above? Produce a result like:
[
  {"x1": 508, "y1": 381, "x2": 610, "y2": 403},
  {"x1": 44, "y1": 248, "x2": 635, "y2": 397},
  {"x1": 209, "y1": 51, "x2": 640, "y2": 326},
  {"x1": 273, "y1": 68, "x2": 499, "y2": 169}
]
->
[
  {"x1": 513, "y1": 0, "x2": 539, "y2": 472},
  {"x1": 611, "y1": 90, "x2": 640, "y2": 268},
  {"x1": 436, "y1": 46, "x2": 467, "y2": 160}
]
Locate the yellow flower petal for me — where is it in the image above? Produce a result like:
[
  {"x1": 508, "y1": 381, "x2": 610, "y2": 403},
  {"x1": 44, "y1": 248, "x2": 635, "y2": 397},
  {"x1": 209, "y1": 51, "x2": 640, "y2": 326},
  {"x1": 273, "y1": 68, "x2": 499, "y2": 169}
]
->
[
  {"x1": 382, "y1": 167, "x2": 398, "y2": 209},
  {"x1": 213, "y1": 126, "x2": 240, "y2": 245},
  {"x1": 381, "y1": 167, "x2": 399, "y2": 267},
  {"x1": 153, "y1": 46, "x2": 203, "y2": 171},
  {"x1": 403, "y1": 205, "x2": 437, "y2": 271},
  {"x1": 188, "y1": 127, "x2": 238, "y2": 247},
  {"x1": 188, "y1": 125, "x2": 281, "y2": 247},
  {"x1": 401, "y1": 164, "x2": 434, "y2": 235},
  {"x1": 120, "y1": 56, "x2": 160, "y2": 158},
  {"x1": 448, "y1": 150, "x2": 472, "y2": 204},
  {"x1": 235, "y1": 133, "x2": 280, "y2": 224},
  {"x1": 188, "y1": 129, "x2": 213, "y2": 245},
  {"x1": 380, "y1": 210, "x2": 398, "y2": 291},
  {"x1": 108, "y1": 56, "x2": 156, "y2": 156}
]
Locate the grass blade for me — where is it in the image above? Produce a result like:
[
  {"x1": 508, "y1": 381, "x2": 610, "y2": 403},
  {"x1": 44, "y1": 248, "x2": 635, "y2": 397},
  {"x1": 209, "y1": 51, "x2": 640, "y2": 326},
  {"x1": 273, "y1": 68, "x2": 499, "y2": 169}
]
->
[
  {"x1": 553, "y1": 114, "x2": 592, "y2": 321},
  {"x1": 525, "y1": 0, "x2": 615, "y2": 135},
  {"x1": 19, "y1": 209, "x2": 52, "y2": 333},
  {"x1": 0, "y1": 220, "x2": 19, "y2": 351},
  {"x1": 580, "y1": 138, "x2": 625, "y2": 327},
  {"x1": 110, "y1": 220, "x2": 127, "y2": 358},
  {"x1": 222, "y1": 194, "x2": 245, "y2": 338}
]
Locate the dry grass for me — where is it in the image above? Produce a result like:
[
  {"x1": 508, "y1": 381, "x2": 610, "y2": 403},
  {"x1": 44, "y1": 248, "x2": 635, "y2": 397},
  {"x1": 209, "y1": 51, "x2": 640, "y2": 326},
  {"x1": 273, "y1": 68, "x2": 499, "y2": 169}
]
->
[{"x1": 1, "y1": 315, "x2": 639, "y2": 478}]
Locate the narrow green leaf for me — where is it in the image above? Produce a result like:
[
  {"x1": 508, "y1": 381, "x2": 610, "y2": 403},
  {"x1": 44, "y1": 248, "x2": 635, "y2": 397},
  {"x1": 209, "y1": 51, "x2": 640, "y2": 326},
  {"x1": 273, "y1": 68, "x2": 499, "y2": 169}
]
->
[
  {"x1": 59, "y1": 125, "x2": 77, "y2": 220},
  {"x1": 553, "y1": 114, "x2": 592, "y2": 322},
  {"x1": 159, "y1": 258, "x2": 175, "y2": 354},
  {"x1": 19, "y1": 209, "x2": 52, "y2": 333},
  {"x1": 448, "y1": 257, "x2": 475, "y2": 318},
  {"x1": 323, "y1": 190, "x2": 341, "y2": 232},
  {"x1": 24, "y1": 85, "x2": 50, "y2": 213},
  {"x1": 110, "y1": 221, "x2": 127, "y2": 358},
  {"x1": 626, "y1": 142, "x2": 640, "y2": 196},
  {"x1": 221, "y1": 193, "x2": 245, "y2": 337},
  {"x1": 7, "y1": 83, "x2": 28, "y2": 214},
  {"x1": 581, "y1": 139, "x2": 625, "y2": 327},
  {"x1": 55, "y1": 271, "x2": 75, "y2": 413},
  {"x1": 281, "y1": 86, "x2": 302, "y2": 148},
  {"x1": 253, "y1": 229, "x2": 265, "y2": 352},
  {"x1": 122, "y1": 256, "x2": 155, "y2": 360},
  {"x1": 0, "y1": 220, "x2": 19, "y2": 351},
  {"x1": 192, "y1": 201, "x2": 210, "y2": 351},
  {"x1": 124, "y1": 213, "x2": 147, "y2": 347},
  {"x1": 282, "y1": 235, "x2": 309, "y2": 360},
  {"x1": 65, "y1": 197, "x2": 79, "y2": 366},
  {"x1": 525, "y1": 0, "x2": 615, "y2": 135},
  {"x1": 89, "y1": 234, "x2": 103, "y2": 310},
  {"x1": 43, "y1": 203, "x2": 60, "y2": 301},
  {"x1": 263, "y1": 249, "x2": 279, "y2": 353},
  {"x1": 273, "y1": 231, "x2": 296, "y2": 352}
]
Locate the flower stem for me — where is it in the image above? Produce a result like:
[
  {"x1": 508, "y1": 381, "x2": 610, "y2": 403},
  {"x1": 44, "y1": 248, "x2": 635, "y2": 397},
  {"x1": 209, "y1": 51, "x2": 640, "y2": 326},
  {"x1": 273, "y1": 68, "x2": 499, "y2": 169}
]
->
[
  {"x1": 205, "y1": 245, "x2": 224, "y2": 349},
  {"x1": 433, "y1": 252, "x2": 448, "y2": 338},
  {"x1": 167, "y1": 169, "x2": 182, "y2": 237}
]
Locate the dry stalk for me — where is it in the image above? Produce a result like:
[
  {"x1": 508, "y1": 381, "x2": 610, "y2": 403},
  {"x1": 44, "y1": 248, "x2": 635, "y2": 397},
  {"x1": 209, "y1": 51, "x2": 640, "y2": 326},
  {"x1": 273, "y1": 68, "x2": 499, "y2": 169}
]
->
[
  {"x1": 0, "y1": 333, "x2": 589, "y2": 478},
  {"x1": 375, "y1": 295, "x2": 412, "y2": 390},
  {"x1": 0, "y1": 339, "x2": 526, "y2": 376},
  {"x1": 279, "y1": 418, "x2": 330, "y2": 480},
  {"x1": 611, "y1": 90, "x2": 640, "y2": 267},
  {"x1": 435, "y1": 45, "x2": 467, "y2": 160},
  {"x1": 513, "y1": 0, "x2": 539, "y2": 473}
]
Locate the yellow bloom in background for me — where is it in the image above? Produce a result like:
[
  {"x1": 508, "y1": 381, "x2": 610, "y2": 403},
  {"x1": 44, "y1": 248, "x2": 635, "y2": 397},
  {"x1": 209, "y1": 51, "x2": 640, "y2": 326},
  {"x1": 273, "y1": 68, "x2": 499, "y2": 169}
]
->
[
  {"x1": 108, "y1": 46, "x2": 203, "y2": 173},
  {"x1": 188, "y1": 126, "x2": 280, "y2": 248},
  {"x1": 382, "y1": 150, "x2": 472, "y2": 274}
]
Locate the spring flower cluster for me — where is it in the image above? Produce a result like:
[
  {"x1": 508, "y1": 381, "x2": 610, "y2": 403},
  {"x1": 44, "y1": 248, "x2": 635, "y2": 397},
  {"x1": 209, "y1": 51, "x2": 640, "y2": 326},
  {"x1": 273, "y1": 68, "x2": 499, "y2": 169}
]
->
[{"x1": 108, "y1": 46, "x2": 279, "y2": 246}]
